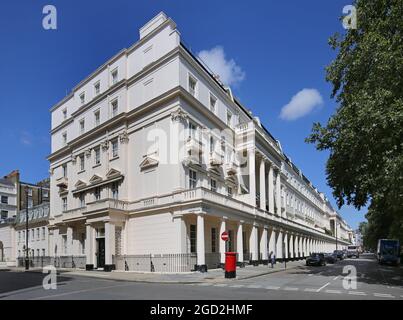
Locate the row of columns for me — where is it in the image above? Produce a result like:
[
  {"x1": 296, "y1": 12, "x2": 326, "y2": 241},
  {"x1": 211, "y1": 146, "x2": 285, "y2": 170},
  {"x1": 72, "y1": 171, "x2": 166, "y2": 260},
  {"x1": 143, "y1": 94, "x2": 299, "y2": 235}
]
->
[{"x1": 196, "y1": 213, "x2": 336, "y2": 268}]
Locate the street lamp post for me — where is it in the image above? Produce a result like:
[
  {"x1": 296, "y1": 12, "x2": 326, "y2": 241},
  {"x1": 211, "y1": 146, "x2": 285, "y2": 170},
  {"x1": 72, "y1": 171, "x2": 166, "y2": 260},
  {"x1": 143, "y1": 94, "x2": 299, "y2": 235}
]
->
[
  {"x1": 335, "y1": 222, "x2": 338, "y2": 251},
  {"x1": 24, "y1": 186, "x2": 29, "y2": 270}
]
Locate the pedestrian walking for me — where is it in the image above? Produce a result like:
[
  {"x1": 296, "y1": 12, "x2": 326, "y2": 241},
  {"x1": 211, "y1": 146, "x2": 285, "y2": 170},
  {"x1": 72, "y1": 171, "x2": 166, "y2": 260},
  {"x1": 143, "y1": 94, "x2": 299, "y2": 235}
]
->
[{"x1": 270, "y1": 251, "x2": 276, "y2": 268}]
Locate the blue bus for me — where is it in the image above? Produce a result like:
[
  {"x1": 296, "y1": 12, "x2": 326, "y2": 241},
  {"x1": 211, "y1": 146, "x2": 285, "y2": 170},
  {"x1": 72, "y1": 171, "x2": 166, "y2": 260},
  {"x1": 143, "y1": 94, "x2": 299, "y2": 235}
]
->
[{"x1": 377, "y1": 239, "x2": 400, "y2": 266}]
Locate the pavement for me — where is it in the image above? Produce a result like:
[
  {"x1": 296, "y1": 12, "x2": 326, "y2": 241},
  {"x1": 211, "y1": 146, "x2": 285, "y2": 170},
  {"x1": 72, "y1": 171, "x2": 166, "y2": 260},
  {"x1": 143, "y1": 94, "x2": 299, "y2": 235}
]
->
[
  {"x1": 7, "y1": 258, "x2": 306, "y2": 283},
  {"x1": 0, "y1": 254, "x2": 402, "y2": 300}
]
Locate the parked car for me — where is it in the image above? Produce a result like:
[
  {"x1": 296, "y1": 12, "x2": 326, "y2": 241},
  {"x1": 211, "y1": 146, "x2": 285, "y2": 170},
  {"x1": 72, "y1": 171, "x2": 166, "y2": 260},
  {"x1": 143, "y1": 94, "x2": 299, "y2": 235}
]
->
[
  {"x1": 333, "y1": 250, "x2": 345, "y2": 260},
  {"x1": 324, "y1": 252, "x2": 337, "y2": 264},
  {"x1": 347, "y1": 245, "x2": 360, "y2": 258},
  {"x1": 306, "y1": 253, "x2": 326, "y2": 266}
]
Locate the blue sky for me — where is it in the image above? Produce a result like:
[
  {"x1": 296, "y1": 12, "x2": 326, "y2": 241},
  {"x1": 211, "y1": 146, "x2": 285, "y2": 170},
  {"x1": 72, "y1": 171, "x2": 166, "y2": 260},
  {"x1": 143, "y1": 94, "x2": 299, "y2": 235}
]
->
[{"x1": 0, "y1": 0, "x2": 366, "y2": 229}]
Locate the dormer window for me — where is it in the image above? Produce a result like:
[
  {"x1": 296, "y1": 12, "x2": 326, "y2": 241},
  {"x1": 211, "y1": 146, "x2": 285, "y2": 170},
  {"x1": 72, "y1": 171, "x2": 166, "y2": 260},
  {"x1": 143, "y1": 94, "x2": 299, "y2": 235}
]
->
[
  {"x1": 62, "y1": 132, "x2": 67, "y2": 146},
  {"x1": 79, "y1": 119, "x2": 85, "y2": 134},
  {"x1": 79, "y1": 92, "x2": 85, "y2": 105},
  {"x1": 111, "y1": 69, "x2": 118, "y2": 85},
  {"x1": 94, "y1": 81, "x2": 100, "y2": 96},
  {"x1": 188, "y1": 75, "x2": 197, "y2": 97},
  {"x1": 111, "y1": 99, "x2": 118, "y2": 117},
  {"x1": 209, "y1": 94, "x2": 217, "y2": 113}
]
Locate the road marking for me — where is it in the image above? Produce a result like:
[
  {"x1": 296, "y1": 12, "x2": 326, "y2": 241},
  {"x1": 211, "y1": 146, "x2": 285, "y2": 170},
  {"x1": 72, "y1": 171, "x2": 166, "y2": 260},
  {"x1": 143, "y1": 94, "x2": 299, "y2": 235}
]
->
[
  {"x1": 333, "y1": 276, "x2": 339, "y2": 280},
  {"x1": 265, "y1": 286, "x2": 280, "y2": 290},
  {"x1": 246, "y1": 285, "x2": 262, "y2": 289},
  {"x1": 348, "y1": 291, "x2": 366, "y2": 296},
  {"x1": 214, "y1": 284, "x2": 227, "y2": 287},
  {"x1": 374, "y1": 293, "x2": 395, "y2": 298},
  {"x1": 308, "y1": 274, "x2": 314, "y2": 277},
  {"x1": 325, "y1": 289, "x2": 342, "y2": 294},
  {"x1": 198, "y1": 283, "x2": 212, "y2": 286},
  {"x1": 283, "y1": 287, "x2": 299, "y2": 291},
  {"x1": 228, "y1": 284, "x2": 244, "y2": 288},
  {"x1": 316, "y1": 282, "x2": 330, "y2": 292},
  {"x1": 304, "y1": 288, "x2": 317, "y2": 292},
  {"x1": 30, "y1": 283, "x2": 135, "y2": 300}
]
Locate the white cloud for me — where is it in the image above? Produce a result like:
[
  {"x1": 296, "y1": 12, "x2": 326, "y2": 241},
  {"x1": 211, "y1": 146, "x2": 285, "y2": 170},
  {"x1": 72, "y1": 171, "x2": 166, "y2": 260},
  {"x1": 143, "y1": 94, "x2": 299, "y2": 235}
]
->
[
  {"x1": 197, "y1": 46, "x2": 245, "y2": 86},
  {"x1": 279, "y1": 88, "x2": 324, "y2": 121},
  {"x1": 20, "y1": 131, "x2": 32, "y2": 145}
]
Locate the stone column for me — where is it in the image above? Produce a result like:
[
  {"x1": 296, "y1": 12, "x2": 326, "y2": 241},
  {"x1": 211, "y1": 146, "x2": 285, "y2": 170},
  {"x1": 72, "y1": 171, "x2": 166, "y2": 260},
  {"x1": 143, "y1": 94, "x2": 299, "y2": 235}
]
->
[
  {"x1": 276, "y1": 229, "x2": 283, "y2": 259},
  {"x1": 284, "y1": 232, "x2": 288, "y2": 260},
  {"x1": 269, "y1": 228, "x2": 276, "y2": 257},
  {"x1": 289, "y1": 234, "x2": 294, "y2": 259},
  {"x1": 249, "y1": 148, "x2": 256, "y2": 207},
  {"x1": 66, "y1": 226, "x2": 73, "y2": 255},
  {"x1": 276, "y1": 169, "x2": 282, "y2": 216},
  {"x1": 268, "y1": 164, "x2": 275, "y2": 213},
  {"x1": 250, "y1": 224, "x2": 259, "y2": 264},
  {"x1": 196, "y1": 213, "x2": 206, "y2": 272},
  {"x1": 104, "y1": 221, "x2": 115, "y2": 271},
  {"x1": 236, "y1": 221, "x2": 244, "y2": 264},
  {"x1": 219, "y1": 217, "x2": 227, "y2": 264},
  {"x1": 260, "y1": 226, "x2": 268, "y2": 263},
  {"x1": 85, "y1": 223, "x2": 94, "y2": 269},
  {"x1": 259, "y1": 156, "x2": 266, "y2": 211}
]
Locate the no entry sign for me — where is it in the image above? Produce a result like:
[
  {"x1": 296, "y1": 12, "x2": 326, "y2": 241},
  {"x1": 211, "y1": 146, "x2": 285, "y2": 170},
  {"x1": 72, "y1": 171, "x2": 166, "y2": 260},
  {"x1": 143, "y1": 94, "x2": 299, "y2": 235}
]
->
[{"x1": 221, "y1": 231, "x2": 229, "y2": 241}]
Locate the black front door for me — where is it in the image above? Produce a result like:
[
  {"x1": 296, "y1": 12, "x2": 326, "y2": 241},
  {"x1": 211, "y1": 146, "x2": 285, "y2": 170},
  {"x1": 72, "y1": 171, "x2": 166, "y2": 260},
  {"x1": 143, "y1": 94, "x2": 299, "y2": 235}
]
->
[{"x1": 97, "y1": 238, "x2": 105, "y2": 268}]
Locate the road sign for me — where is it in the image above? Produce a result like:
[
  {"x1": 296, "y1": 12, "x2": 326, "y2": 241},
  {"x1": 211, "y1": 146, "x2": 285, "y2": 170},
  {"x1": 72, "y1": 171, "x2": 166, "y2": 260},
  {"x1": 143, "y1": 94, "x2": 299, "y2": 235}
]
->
[{"x1": 221, "y1": 231, "x2": 229, "y2": 241}]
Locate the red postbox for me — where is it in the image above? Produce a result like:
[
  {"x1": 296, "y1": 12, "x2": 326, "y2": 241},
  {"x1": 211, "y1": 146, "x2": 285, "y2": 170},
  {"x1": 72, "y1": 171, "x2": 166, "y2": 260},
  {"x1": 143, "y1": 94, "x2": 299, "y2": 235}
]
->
[{"x1": 225, "y1": 252, "x2": 237, "y2": 278}]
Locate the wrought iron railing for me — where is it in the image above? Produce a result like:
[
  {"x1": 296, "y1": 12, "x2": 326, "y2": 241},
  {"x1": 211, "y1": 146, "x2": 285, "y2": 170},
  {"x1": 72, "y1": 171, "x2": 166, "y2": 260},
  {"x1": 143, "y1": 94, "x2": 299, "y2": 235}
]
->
[
  {"x1": 113, "y1": 253, "x2": 198, "y2": 273},
  {"x1": 17, "y1": 256, "x2": 86, "y2": 269}
]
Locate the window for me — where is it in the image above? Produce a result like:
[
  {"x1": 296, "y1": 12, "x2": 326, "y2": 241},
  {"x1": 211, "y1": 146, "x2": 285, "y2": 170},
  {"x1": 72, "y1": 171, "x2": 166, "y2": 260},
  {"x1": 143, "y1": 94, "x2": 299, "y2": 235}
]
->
[
  {"x1": 111, "y1": 139, "x2": 119, "y2": 158},
  {"x1": 62, "y1": 235, "x2": 67, "y2": 254},
  {"x1": 228, "y1": 230, "x2": 233, "y2": 252},
  {"x1": 94, "y1": 81, "x2": 100, "y2": 96},
  {"x1": 31, "y1": 229, "x2": 35, "y2": 240},
  {"x1": 211, "y1": 228, "x2": 217, "y2": 253},
  {"x1": 188, "y1": 122, "x2": 197, "y2": 139},
  {"x1": 94, "y1": 146, "x2": 101, "y2": 165},
  {"x1": 80, "y1": 233, "x2": 85, "y2": 254},
  {"x1": 18, "y1": 231, "x2": 21, "y2": 242},
  {"x1": 62, "y1": 197, "x2": 67, "y2": 211},
  {"x1": 111, "y1": 69, "x2": 118, "y2": 85},
  {"x1": 188, "y1": 75, "x2": 197, "y2": 97},
  {"x1": 94, "y1": 109, "x2": 100, "y2": 126},
  {"x1": 79, "y1": 154, "x2": 85, "y2": 171},
  {"x1": 189, "y1": 169, "x2": 197, "y2": 189},
  {"x1": 226, "y1": 110, "x2": 232, "y2": 127},
  {"x1": 62, "y1": 108, "x2": 67, "y2": 119},
  {"x1": 62, "y1": 163, "x2": 67, "y2": 178},
  {"x1": 209, "y1": 94, "x2": 217, "y2": 113},
  {"x1": 23, "y1": 230, "x2": 26, "y2": 242},
  {"x1": 227, "y1": 186, "x2": 233, "y2": 197},
  {"x1": 42, "y1": 227, "x2": 46, "y2": 240},
  {"x1": 37, "y1": 228, "x2": 40, "y2": 240},
  {"x1": 209, "y1": 136, "x2": 215, "y2": 153},
  {"x1": 111, "y1": 99, "x2": 118, "y2": 117},
  {"x1": 94, "y1": 187, "x2": 101, "y2": 201},
  {"x1": 1, "y1": 195, "x2": 8, "y2": 204},
  {"x1": 0, "y1": 210, "x2": 8, "y2": 220},
  {"x1": 79, "y1": 92, "x2": 85, "y2": 105},
  {"x1": 210, "y1": 179, "x2": 217, "y2": 192},
  {"x1": 79, "y1": 193, "x2": 85, "y2": 208},
  {"x1": 79, "y1": 119, "x2": 85, "y2": 134},
  {"x1": 190, "y1": 224, "x2": 196, "y2": 253},
  {"x1": 42, "y1": 249, "x2": 45, "y2": 256},
  {"x1": 111, "y1": 182, "x2": 119, "y2": 200},
  {"x1": 62, "y1": 132, "x2": 67, "y2": 146}
]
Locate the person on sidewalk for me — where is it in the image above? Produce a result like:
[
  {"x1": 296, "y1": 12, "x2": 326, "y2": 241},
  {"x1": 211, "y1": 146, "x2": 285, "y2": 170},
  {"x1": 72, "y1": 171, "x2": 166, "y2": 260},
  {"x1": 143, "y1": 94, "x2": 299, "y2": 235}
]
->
[{"x1": 270, "y1": 251, "x2": 276, "y2": 268}]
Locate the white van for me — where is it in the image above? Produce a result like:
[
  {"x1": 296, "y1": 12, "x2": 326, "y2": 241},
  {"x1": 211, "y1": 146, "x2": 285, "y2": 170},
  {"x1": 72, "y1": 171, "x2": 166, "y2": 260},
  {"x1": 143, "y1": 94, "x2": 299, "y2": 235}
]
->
[{"x1": 347, "y1": 245, "x2": 360, "y2": 258}]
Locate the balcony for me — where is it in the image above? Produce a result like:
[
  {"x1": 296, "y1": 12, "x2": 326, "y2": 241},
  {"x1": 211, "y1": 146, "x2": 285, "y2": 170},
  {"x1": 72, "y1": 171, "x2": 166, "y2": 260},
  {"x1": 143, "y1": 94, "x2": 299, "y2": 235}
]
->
[
  {"x1": 56, "y1": 177, "x2": 68, "y2": 188},
  {"x1": 59, "y1": 198, "x2": 129, "y2": 222},
  {"x1": 225, "y1": 160, "x2": 238, "y2": 176},
  {"x1": 185, "y1": 136, "x2": 202, "y2": 155},
  {"x1": 209, "y1": 151, "x2": 223, "y2": 167}
]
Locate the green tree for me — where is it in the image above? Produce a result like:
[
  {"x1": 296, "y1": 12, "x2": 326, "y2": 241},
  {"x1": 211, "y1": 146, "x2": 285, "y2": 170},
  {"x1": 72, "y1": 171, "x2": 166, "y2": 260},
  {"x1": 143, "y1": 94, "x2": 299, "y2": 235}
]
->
[{"x1": 306, "y1": 0, "x2": 403, "y2": 244}]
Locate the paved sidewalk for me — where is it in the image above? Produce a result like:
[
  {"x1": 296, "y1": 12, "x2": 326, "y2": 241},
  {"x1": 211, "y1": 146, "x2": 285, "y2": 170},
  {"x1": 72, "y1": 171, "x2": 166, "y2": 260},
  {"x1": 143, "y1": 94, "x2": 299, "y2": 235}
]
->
[{"x1": 60, "y1": 259, "x2": 306, "y2": 284}]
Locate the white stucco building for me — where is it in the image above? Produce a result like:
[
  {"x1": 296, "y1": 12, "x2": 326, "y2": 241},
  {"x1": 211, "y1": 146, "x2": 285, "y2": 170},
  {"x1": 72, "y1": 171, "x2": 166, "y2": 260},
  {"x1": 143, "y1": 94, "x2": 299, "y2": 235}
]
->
[
  {"x1": 0, "y1": 177, "x2": 17, "y2": 265},
  {"x1": 48, "y1": 12, "x2": 352, "y2": 272}
]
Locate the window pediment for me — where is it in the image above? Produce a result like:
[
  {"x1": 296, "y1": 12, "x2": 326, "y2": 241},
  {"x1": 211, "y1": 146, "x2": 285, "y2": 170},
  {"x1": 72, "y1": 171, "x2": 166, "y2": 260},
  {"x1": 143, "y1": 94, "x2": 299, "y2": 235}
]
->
[
  {"x1": 106, "y1": 168, "x2": 121, "y2": 179},
  {"x1": 89, "y1": 174, "x2": 102, "y2": 184},
  {"x1": 139, "y1": 156, "x2": 159, "y2": 170}
]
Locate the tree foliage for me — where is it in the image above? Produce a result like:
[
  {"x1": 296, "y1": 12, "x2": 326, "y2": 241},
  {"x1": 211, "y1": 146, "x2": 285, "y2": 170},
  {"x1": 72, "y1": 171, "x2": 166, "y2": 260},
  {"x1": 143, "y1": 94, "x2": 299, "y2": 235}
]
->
[{"x1": 306, "y1": 0, "x2": 403, "y2": 246}]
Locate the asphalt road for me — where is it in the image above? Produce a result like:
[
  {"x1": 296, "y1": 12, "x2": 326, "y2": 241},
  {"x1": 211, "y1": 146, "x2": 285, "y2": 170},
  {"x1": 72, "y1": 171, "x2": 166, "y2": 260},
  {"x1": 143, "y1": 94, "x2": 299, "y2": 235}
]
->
[{"x1": 0, "y1": 254, "x2": 402, "y2": 300}]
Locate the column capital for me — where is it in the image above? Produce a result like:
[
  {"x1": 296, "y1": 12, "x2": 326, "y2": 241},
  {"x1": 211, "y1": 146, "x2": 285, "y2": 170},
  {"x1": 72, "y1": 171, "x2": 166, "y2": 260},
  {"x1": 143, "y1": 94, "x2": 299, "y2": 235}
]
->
[{"x1": 238, "y1": 220, "x2": 245, "y2": 225}]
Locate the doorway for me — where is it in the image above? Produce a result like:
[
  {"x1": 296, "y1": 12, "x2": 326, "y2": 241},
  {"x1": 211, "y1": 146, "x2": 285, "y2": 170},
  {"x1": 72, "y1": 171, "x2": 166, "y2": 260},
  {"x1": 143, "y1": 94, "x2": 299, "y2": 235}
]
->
[{"x1": 96, "y1": 238, "x2": 105, "y2": 268}]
